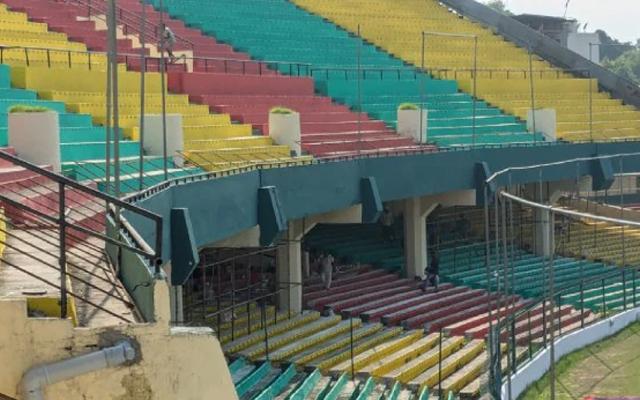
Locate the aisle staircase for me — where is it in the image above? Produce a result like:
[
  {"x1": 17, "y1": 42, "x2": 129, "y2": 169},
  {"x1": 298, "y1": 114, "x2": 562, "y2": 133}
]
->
[{"x1": 0, "y1": 149, "x2": 150, "y2": 327}]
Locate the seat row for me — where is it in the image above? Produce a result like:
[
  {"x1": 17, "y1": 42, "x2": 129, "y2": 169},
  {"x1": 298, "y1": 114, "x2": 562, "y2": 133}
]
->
[
  {"x1": 291, "y1": 0, "x2": 640, "y2": 143},
  {"x1": 146, "y1": 0, "x2": 545, "y2": 148}
]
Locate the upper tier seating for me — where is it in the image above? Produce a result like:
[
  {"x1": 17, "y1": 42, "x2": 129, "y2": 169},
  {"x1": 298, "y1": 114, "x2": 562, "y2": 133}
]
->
[
  {"x1": 292, "y1": 0, "x2": 640, "y2": 142},
  {"x1": 21, "y1": 0, "x2": 432, "y2": 158},
  {"x1": 0, "y1": 0, "x2": 304, "y2": 185},
  {"x1": 145, "y1": 0, "x2": 545, "y2": 147}
]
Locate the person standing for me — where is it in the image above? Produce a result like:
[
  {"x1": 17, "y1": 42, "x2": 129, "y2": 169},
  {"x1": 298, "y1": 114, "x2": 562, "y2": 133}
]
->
[
  {"x1": 321, "y1": 252, "x2": 335, "y2": 290},
  {"x1": 380, "y1": 206, "x2": 395, "y2": 243},
  {"x1": 161, "y1": 25, "x2": 178, "y2": 63}
]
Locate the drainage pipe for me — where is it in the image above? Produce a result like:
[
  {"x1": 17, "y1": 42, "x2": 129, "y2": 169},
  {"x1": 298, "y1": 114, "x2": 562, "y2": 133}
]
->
[{"x1": 21, "y1": 340, "x2": 136, "y2": 400}]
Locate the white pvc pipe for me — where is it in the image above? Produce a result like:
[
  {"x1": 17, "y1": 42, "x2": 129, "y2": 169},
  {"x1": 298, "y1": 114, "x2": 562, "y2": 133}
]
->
[{"x1": 21, "y1": 341, "x2": 136, "y2": 400}]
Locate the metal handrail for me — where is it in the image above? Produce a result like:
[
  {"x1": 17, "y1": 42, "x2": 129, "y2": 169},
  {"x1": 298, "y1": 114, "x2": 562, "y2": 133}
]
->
[
  {"x1": 125, "y1": 138, "x2": 640, "y2": 204},
  {"x1": 0, "y1": 150, "x2": 162, "y2": 263}
]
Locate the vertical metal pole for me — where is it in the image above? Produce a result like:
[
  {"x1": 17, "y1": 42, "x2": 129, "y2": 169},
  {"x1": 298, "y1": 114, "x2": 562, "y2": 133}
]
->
[
  {"x1": 472, "y1": 35, "x2": 478, "y2": 147},
  {"x1": 262, "y1": 301, "x2": 269, "y2": 361},
  {"x1": 528, "y1": 47, "x2": 536, "y2": 142},
  {"x1": 105, "y1": 30, "x2": 113, "y2": 194},
  {"x1": 107, "y1": 0, "x2": 121, "y2": 198},
  {"x1": 159, "y1": 0, "x2": 169, "y2": 180},
  {"x1": 420, "y1": 32, "x2": 426, "y2": 144},
  {"x1": 357, "y1": 24, "x2": 362, "y2": 157},
  {"x1": 438, "y1": 329, "x2": 443, "y2": 397},
  {"x1": 588, "y1": 70, "x2": 594, "y2": 142},
  {"x1": 620, "y1": 158, "x2": 626, "y2": 271},
  {"x1": 350, "y1": 313, "x2": 355, "y2": 379},
  {"x1": 501, "y1": 195, "x2": 512, "y2": 400},
  {"x1": 59, "y1": 182, "x2": 67, "y2": 319},
  {"x1": 138, "y1": 0, "x2": 147, "y2": 190},
  {"x1": 548, "y1": 211, "x2": 556, "y2": 400}
]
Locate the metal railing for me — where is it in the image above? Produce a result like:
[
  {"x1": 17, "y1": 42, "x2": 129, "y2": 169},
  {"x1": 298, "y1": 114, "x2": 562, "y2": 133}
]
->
[
  {"x1": 481, "y1": 153, "x2": 640, "y2": 398},
  {"x1": 68, "y1": 0, "x2": 195, "y2": 51},
  {"x1": 63, "y1": 151, "x2": 203, "y2": 194},
  {"x1": 0, "y1": 150, "x2": 163, "y2": 323}
]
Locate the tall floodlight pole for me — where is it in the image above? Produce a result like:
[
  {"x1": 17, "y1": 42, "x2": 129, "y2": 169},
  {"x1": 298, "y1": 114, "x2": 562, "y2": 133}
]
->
[
  {"x1": 139, "y1": 0, "x2": 147, "y2": 190},
  {"x1": 159, "y1": 0, "x2": 169, "y2": 180},
  {"x1": 107, "y1": 0, "x2": 121, "y2": 198}
]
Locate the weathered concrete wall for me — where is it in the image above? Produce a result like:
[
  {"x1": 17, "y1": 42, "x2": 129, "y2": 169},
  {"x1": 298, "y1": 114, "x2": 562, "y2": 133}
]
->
[{"x1": 0, "y1": 281, "x2": 237, "y2": 400}]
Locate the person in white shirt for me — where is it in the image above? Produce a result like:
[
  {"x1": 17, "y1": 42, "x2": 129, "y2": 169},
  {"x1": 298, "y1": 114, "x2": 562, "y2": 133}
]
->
[{"x1": 321, "y1": 252, "x2": 335, "y2": 290}]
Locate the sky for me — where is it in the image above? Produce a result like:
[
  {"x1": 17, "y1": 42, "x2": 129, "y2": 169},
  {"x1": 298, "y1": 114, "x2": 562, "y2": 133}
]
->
[{"x1": 481, "y1": 0, "x2": 638, "y2": 43}]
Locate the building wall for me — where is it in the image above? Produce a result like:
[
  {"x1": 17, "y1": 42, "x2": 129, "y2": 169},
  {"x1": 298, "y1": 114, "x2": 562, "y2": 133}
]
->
[{"x1": 0, "y1": 281, "x2": 238, "y2": 400}]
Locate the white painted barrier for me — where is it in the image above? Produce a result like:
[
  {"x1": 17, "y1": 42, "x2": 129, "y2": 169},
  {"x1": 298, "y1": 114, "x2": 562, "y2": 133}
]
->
[
  {"x1": 9, "y1": 111, "x2": 61, "y2": 172},
  {"x1": 527, "y1": 109, "x2": 557, "y2": 142},
  {"x1": 143, "y1": 114, "x2": 184, "y2": 167},
  {"x1": 269, "y1": 111, "x2": 301, "y2": 156},
  {"x1": 397, "y1": 108, "x2": 428, "y2": 143},
  {"x1": 502, "y1": 306, "x2": 640, "y2": 399}
]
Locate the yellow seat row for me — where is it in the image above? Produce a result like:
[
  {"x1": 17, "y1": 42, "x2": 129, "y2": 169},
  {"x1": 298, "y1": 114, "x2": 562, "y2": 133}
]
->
[
  {"x1": 293, "y1": 0, "x2": 640, "y2": 142},
  {"x1": 1, "y1": 3, "x2": 306, "y2": 168}
]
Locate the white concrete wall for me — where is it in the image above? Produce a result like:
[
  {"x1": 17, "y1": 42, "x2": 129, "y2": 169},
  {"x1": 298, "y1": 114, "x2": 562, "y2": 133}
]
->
[
  {"x1": 567, "y1": 32, "x2": 601, "y2": 63},
  {"x1": 503, "y1": 306, "x2": 640, "y2": 400}
]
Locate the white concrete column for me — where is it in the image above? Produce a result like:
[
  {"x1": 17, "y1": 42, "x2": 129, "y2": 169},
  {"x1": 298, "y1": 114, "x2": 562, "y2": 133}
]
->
[
  {"x1": 403, "y1": 197, "x2": 427, "y2": 279},
  {"x1": 276, "y1": 221, "x2": 303, "y2": 313},
  {"x1": 534, "y1": 209, "x2": 555, "y2": 258},
  {"x1": 403, "y1": 197, "x2": 440, "y2": 280}
]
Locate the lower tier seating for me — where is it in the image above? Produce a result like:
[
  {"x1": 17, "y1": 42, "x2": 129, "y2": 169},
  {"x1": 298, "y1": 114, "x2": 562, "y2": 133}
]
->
[
  {"x1": 229, "y1": 358, "x2": 422, "y2": 400},
  {"x1": 305, "y1": 222, "x2": 639, "y2": 313}
]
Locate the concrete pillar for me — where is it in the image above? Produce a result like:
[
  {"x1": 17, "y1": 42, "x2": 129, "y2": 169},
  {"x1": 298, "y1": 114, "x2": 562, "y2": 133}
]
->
[
  {"x1": 276, "y1": 221, "x2": 303, "y2": 313},
  {"x1": 403, "y1": 198, "x2": 439, "y2": 280},
  {"x1": 534, "y1": 209, "x2": 554, "y2": 257},
  {"x1": 169, "y1": 284, "x2": 184, "y2": 325}
]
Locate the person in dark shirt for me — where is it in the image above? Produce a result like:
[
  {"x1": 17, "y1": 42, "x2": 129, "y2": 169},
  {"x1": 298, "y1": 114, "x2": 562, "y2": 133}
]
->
[{"x1": 420, "y1": 248, "x2": 440, "y2": 292}]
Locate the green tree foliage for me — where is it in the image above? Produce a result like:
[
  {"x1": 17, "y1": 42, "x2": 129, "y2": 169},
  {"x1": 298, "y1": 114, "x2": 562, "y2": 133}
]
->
[
  {"x1": 485, "y1": 0, "x2": 513, "y2": 16},
  {"x1": 603, "y1": 48, "x2": 640, "y2": 84},
  {"x1": 596, "y1": 30, "x2": 634, "y2": 61}
]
